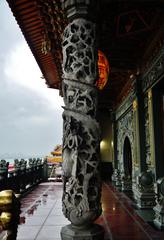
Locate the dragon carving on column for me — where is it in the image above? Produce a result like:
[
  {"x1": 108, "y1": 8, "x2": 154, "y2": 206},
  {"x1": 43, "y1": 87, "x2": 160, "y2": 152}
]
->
[{"x1": 62, "y1": 18, "x2": 102, "y2": 226}]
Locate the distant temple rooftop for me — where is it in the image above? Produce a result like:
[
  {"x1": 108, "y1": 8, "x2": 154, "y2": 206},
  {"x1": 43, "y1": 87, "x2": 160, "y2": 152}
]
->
[{"x1": 47, "y1": 145, "x2": 62, "y2": 164}]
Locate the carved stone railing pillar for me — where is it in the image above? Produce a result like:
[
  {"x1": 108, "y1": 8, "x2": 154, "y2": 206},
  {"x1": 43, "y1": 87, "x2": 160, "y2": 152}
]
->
[
  {"x1": 111, "y1": 169, "x2": 122, "y2": 190},
  {"x1": 13, "y1": 159, "x2": 21, "y2": 173},
  {"x1": 61, "y1": 1, "x2": 104, "y2": 239},
  {"x1": 20, "y1": 159, "x2": 27, "y2": 193},
  {"x1": 153, "y1": 177, "x2": 164, "y2": 229},
  {"x1": 0, "y1": 160, "x2": 9, "y2": 190},
  {"x1": 42, "y1": 158, "x2": 48, "y2": 181},
  {"x1": 13, "y1": 159, "x2": 21, "y2": 194},
  {"x1": 133, "y1": 171, "x2": 156, "y2": 209},
  {"x1": 121, "y1": 173, "x2": 132, "y2": 192}
]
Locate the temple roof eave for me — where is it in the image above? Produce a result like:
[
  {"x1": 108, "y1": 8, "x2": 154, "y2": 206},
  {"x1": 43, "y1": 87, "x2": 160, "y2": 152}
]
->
[{"x1": 6, "y1": 0, "x2": 66, "y2": 90}]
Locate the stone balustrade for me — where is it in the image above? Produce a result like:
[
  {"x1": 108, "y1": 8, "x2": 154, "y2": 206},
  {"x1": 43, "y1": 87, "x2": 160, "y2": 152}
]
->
[{"x1": 0, "y1": 158, "x2": 48, "y2": 194}]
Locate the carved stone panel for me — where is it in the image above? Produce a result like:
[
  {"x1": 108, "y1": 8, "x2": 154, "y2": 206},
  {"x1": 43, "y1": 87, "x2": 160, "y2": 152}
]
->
[
  {"x1": 116, "y1": 110, "x2": 134, "y2": 175},
  {"x1": 62, "y1": 18, "x2": 97, "y2": 84},
  {"x1": 142, "y1": 46, "x2": 164, "y2": 92},
  {"x1": 62, "y1": 110, "x2": 101, "y2": 225}
]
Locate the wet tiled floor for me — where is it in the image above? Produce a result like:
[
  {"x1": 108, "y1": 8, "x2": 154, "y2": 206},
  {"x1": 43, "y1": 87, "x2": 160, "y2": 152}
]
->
[
  {"x1": 1, "y1": 182, "x2": 164, "y2": 239},
  {"x1": 97, "y1": 184, "x2": 164, "y2": 240},
  {"x1": 18, "y1": 182, "x2": 69, "y2": 240}
]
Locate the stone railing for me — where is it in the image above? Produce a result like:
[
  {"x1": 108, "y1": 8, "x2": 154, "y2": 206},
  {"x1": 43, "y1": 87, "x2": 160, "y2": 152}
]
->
[{"x1": 0, "y1": 158, "x2": 48, "y2": 195}]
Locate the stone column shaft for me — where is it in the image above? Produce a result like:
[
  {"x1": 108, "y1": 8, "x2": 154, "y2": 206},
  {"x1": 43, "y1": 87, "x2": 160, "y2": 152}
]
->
[
  {"x1": 61, "y1": 1, "x2": 104, "y2": 239},
  {"x1": 62, "y1": 17, "x2": 101, "y2": 224}
]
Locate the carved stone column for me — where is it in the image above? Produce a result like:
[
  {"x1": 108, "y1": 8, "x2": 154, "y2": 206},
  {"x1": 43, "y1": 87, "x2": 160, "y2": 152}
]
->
[{"x1": 61, "y1": 1, "x2": 104, "y2": 239}]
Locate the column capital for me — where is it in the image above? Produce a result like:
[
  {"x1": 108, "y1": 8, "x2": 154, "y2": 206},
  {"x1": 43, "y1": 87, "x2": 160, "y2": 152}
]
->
[{"x1": 61, "y1": 0, "x2": 96, "y2": 21}]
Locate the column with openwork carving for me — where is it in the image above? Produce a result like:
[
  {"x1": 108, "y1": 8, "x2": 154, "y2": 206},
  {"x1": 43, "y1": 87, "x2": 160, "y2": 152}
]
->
[{"x1": 61, "y1": 1, "x2": 104, "y2": 239}]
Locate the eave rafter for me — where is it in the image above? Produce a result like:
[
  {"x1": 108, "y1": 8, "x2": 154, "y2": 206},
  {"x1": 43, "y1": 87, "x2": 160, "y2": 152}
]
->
[{"x1": 6, "y1": 0, "x2": 67, "y2": 89}]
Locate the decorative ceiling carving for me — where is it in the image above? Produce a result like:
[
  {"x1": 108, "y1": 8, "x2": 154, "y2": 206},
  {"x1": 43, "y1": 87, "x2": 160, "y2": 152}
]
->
[{"x1": 6, "y1": 0, "x2": 164, "y2": 109}]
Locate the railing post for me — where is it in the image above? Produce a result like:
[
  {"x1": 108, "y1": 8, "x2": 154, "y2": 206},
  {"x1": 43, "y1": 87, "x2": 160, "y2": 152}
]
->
[
  {"x1": 111, "y1": 168, "x2": 122, "y2": 190},
  {"x1": 133, "y1": 171, "x2": 156, "y2": 209},
  {"x1": 28, "y1": 158, "x2": 34, "y2": 187},
  {"x1": 32, "y1": 158, "x2": 37, "y2": 184},
  {"x1": 20, "y1": 159, "x2": 27, "y2": 193},
  {"x1": 36, "y1": 158, "x2": 39, "y2": 183},
  {"x1": 42, "y1": 158, "x2": 48, "y2": 181},
  {"x1": 0, "y1": 160, "x2": 9, "y2": 190},
  {"x1": 13, "y1": 159, "x2": 21, "y2": 194}
]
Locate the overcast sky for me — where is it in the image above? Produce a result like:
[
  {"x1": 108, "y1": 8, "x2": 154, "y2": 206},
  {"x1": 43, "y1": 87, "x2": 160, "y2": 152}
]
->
[{"x1": 0, "y1": 0, "x2": 63, "y2": 158}]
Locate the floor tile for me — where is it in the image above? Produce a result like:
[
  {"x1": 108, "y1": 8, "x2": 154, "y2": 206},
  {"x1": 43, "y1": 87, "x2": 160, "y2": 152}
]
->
[
  {"x1": 3, "y1": 181, "x2": 163, "y2": 240},
  {"x1": 36, "y1": 226, "x2": 62, "y2": 239},
  {"x1": 44, "y1": 215, "x2": 70, "y2": 225},
  {"x1": 20, "y1": 216, "x2": 46, "y2": 226},
  {"x1": 17, "y1": 226, "x2": 41, "y2": 239}
]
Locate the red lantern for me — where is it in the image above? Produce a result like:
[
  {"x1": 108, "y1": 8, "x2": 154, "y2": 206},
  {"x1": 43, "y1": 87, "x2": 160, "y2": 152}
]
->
[{"x1": 96, "y1": 50, "x2": 110, "y2": 90}]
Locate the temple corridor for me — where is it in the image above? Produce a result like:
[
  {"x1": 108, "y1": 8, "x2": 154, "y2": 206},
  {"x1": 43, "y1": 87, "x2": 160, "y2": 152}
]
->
[{"x1": 1, "y1": 182, "x2": 164, "y2": 240}]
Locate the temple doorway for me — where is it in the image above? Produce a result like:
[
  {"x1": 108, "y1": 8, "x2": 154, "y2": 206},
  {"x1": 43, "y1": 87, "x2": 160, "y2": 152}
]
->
[{"x1": 123, "y1": 137, "x2": 132, "y2": 178}]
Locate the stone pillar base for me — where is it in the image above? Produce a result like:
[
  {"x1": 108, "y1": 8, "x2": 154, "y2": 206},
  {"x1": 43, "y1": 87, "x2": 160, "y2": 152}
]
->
[
  {"x1": 133, "y1": 187, "x2": 156, "y2": 209},
  {"x1": 121, "y1": 179, "x2": 132, "y2": 192},
  {"x1": 133, "y1": 172, "x2": 156, "y2": 209},
  {"x1": 112, "y1": 170, "x2": 122, "y2": 190},
  {"x1": 61, "y1": 224, "x2": 105, "y2": 240},
  {"x1": 115, "y1": 181, "x2": 122, "y2": 191},
  {"x1": 153, "y1": 204, "x2": 164, "y2": 230}
]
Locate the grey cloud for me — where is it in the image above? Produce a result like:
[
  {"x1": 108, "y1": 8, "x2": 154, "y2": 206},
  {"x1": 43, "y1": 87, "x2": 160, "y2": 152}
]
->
[
  {"x1": 0, "y1": 83, "x2": 63, "y2": 157},
  {"x1": 0, "y1": 1, "x2": 63, "y2": 158},
  {"x1": 0, "y1": 1, "x2": 24, "y2": 53}
]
